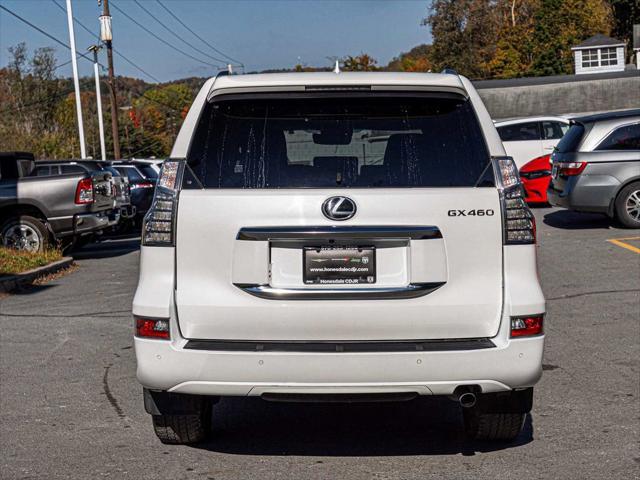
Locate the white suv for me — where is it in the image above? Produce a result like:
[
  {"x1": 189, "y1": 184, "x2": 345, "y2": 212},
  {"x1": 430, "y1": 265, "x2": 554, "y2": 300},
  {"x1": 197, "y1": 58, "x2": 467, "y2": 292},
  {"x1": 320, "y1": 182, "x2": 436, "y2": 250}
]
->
[{"x1": 133, "y1": 72, "x2": 545, "y2": 444}]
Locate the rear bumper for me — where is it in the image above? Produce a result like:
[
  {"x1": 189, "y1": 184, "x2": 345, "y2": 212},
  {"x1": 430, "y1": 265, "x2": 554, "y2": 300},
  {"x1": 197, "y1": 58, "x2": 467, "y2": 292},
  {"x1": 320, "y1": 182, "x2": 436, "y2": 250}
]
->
[
  {"x1": 548, "y1": 173, "x2": 619, "y2": 215},
  {"x1": 48, "y1": 210, "x2": 113, "y2": 237},
  {"x1": 135, "y1": 334, "x2": 544, "y2": 397}
]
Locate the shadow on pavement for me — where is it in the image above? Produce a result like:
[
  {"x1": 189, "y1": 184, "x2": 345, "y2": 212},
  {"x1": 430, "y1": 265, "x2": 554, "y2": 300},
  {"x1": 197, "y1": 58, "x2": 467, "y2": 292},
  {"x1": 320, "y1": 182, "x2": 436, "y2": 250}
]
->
[
  {"x1": 196, "y1": 396, "x2": 533, "y2": 456},
  {"x1": 5, "y1": 283, "x2": 57, "y2": 296},
  {"x1": 543, "y1": 209, "x2": 615, "y2": 230},
  {"x1": 72, "y1": 237, "x2": 141, "y2": 260}
]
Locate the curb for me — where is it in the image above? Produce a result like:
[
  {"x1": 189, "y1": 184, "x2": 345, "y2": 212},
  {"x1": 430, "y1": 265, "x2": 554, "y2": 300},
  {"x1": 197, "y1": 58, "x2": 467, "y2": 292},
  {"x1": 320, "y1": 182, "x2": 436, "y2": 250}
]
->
[{"x1": 0, "y1": 257, "x2": 74, "y2": 293}]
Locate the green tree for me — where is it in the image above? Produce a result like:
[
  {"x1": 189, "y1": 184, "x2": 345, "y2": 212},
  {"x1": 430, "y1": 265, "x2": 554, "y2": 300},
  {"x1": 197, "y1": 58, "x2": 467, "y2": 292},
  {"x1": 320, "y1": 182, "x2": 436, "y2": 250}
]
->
[
  {"x1": 424, "y1": 0, "x2": 499, "y2": 79},
  {"x1": 608, "y1": 0, "x2": 640, "y2": 61},
  {"x1": 529, "y1": 0, "x2": 613, "y2": 76}
]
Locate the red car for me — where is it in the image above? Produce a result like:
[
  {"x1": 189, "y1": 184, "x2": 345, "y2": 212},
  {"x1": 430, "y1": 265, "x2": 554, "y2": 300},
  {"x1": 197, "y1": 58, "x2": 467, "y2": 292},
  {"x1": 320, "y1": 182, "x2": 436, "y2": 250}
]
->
[{"x1": 519, "y1": 154, "x2": 552, "y2": 204}]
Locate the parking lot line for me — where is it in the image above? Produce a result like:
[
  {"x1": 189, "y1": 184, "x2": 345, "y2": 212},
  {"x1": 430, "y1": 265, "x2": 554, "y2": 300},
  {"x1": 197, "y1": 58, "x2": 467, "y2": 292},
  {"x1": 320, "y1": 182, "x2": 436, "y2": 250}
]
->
[{"x1": 607, "y1": 237, "x2": 640, "y2": 254}]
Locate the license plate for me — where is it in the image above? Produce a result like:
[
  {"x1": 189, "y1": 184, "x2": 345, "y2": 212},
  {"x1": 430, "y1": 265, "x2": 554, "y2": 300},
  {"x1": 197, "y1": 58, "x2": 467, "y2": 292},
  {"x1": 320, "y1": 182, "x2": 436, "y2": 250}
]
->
[{"x1": 303, "y1": 247, "x2": 376, "y2": 285}]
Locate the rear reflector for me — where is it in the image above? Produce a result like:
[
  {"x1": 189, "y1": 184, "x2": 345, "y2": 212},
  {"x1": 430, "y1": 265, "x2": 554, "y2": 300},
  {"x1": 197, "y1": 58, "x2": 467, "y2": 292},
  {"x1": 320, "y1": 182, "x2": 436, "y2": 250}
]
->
[
  {"x1": 75, "y1": 177, "x2": 94, "y2": 204},
  {"x1": 510, "y1": 315, "x2": 544, "y2": 337},
  {"x1": 135, "y1": 316, "x2": 170, "y2": 339}
]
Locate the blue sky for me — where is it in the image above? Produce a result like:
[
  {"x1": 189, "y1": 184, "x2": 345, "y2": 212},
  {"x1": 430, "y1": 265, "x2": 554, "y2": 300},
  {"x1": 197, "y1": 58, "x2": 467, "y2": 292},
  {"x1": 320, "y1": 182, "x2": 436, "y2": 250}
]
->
[{"x1": 0, "y1": 0, "x2": 432, "y2": 82}]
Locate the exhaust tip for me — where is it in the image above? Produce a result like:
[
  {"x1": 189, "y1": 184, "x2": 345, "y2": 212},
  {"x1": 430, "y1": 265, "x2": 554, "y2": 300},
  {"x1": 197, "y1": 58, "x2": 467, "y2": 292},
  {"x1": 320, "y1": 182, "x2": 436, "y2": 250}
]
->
[{"x1": 458, "y1": 392, "x2": 477, "y2": 408}]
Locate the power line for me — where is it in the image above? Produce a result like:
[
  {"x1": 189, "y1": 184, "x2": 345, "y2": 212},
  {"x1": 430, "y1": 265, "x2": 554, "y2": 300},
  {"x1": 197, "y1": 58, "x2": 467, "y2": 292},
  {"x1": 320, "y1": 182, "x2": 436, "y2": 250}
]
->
[
  {"x1": 0, "y1": 77, "x2": 94, "y2": 115},
  {"x1": 44, "y1": 1, "x2": 184, "y2": 113},
  {"x1": 128, "y1": 137, "x2": 168, "y2": 158},
  {"x1": 132, "y1": 0, "x2": 228, "y2": 65},
  {"x1": 156, "y1": 0, "x2": 243, "y2": 68},
  {"x1": 49, "y1": 0, "x2": 161, "y2": 83},
  {"x1": 109, "y1": 0, "x2": 223, "y2": 69},
  {"x1": 0, "y1": 4, "x2": 185, "y2": 117},
  {"x1": 0, "y1": 4, "x2": 100, "y2": 67},
  {"x1": 48, "y1": 0, "x2": 184, "y2": 113}
]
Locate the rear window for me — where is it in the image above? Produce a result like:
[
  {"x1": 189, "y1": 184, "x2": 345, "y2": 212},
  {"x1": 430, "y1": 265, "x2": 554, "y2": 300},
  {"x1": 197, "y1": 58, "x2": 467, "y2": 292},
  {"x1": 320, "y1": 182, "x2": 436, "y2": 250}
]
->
[
  {"x1": 137, "y1": 165, "x2": 159, "y2": 180},
  {"x1": 555, "y1": 124, "x2": 585, "y2": 153},
  {"x1": 116, "y1": 166, "x2": 145, "y2": 182},
  {"x1": 497, "y1": 122, "x2": 541, "y2": 142},
  {"x1": 60, "y1": 165, "x2": 87, "y2": 175},
  {"x1": 187, "y1": 94, "x2": 491, "y2": 188},
  {"x1": 595, "y1": 123, "x2": 640, "y2": 151}
]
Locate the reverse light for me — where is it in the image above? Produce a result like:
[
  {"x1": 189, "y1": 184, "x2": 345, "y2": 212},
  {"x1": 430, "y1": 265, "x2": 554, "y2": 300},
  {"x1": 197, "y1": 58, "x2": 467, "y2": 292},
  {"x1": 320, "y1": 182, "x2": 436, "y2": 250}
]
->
[
  {"x1": 75, "y1": 177, "x2": 94, "y2": 204},
  {"x1": 556, "y1": 161, "x2": 587, "y2": 177},
  {"x1": 510, "y1": 315, "x2": 544, "y2": 338},
  {"x1": 135, "y1": 315, "x2": 170, "y2": 339},
  {"x1": 493, "y1": 157, "x2": 536, "y2": 245},
  {"x1": 141, "y1": 161, "x2": 184, "y2": 247}
]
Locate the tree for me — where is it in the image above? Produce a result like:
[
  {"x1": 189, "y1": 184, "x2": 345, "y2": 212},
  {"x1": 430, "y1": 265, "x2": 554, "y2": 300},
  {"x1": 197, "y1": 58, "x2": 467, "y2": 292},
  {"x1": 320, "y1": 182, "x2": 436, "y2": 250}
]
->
[
  {"x1": 608, "y1": 0, "x2": 640, "y2": 61},
  {"x1": 341, "y1": 53, "x2": 378, "y2": 71},
  {"x1": 489, "y1": 0, "x2": 540, "y2": 78},
  {"x1": 424, "y1": 0, "x2": 500, "y2": 79},
  {"x1": 386, "y1": 44, "x2": 433, "y2": 72},
  {"x1": 529, "y1": 0, "x2": 613, "y2": 76}
]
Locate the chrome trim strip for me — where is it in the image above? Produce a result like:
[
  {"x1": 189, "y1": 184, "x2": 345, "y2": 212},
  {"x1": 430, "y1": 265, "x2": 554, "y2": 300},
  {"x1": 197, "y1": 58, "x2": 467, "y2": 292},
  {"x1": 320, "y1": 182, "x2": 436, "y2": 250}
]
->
[
  {"x1": 233, "y1": 282, "x2": 445, "y2": 300},
  {"x1": 236, "y1": 226, "x2": 442, "y2": 241}
]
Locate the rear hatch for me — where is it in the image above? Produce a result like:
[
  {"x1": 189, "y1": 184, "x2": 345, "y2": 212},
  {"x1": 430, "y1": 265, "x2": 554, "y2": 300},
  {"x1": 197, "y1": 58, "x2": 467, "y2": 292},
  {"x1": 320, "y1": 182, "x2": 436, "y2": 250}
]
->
[{"x1": 174, "y1": 92, "x2": 504, "y2": 341}]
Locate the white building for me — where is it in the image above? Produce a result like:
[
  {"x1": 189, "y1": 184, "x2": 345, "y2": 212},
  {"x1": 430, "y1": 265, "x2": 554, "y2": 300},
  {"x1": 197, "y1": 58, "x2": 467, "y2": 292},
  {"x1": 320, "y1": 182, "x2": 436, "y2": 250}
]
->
[{"x1": 572, "y1": 34, "x2": 626, "y2": 75}]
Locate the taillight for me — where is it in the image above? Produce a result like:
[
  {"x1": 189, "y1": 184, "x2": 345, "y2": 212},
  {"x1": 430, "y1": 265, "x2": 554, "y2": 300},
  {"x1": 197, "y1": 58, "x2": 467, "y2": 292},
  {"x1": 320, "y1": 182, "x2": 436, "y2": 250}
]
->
[
  {"x1": 493, "y1": 157, "x2": 536, "y2": 245},
  {"x1": 510, "y1": 315, "x2": 544, "y2": 337},
  {"x1": 75, "y1": 178, "x2": 94, "y2": 204},
  {"x1": 556, "y1": 162, "x2": 587, "y2": 176},
  {"x1": 135, "y1": 315, "x2": 170, "y2": 339},
  {"x1": 141, "y1": 161, "x2": 183, "y2": 247}
]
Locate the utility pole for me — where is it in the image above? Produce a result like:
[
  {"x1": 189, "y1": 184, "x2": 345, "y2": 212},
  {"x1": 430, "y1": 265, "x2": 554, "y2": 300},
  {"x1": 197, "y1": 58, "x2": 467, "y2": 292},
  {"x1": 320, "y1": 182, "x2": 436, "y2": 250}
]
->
[
  {"x1": 99, "y1": 0, "x2": 120, "y2": 159},
  {"x1": 65, "y1": 0, "x2": 87, "y2": 159},
  {"x1": 88, "y1": 45, "x2": 106, "y2": 160}
]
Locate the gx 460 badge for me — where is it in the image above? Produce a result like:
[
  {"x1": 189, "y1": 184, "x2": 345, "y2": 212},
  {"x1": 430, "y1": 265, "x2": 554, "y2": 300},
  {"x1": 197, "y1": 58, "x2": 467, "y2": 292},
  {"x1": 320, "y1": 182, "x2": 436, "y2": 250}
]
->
[{"x1": 448, "y1": 209, "x2": 495, "y2": 217}]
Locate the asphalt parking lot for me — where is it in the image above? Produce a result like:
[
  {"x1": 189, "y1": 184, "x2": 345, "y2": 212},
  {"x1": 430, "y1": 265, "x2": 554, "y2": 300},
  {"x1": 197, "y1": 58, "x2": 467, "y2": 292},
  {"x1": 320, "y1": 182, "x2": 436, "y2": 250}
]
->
[{"x1": 1, "y1": 206, "x2": 638, "y2": 480}]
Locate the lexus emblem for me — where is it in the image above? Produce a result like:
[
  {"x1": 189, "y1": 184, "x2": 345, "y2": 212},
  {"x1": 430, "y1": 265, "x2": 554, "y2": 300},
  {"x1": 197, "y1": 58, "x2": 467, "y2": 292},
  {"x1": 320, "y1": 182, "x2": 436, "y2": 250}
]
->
[{"x1": 322, "y1": 196, "x2": 357, "y2": 221}]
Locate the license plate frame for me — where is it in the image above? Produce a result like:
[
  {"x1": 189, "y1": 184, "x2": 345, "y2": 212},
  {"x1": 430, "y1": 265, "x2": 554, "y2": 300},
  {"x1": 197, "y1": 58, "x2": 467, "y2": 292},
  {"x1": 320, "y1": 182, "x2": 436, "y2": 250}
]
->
[{"x1": 303, "y1": 246, "x2": 376, "y2": 285}]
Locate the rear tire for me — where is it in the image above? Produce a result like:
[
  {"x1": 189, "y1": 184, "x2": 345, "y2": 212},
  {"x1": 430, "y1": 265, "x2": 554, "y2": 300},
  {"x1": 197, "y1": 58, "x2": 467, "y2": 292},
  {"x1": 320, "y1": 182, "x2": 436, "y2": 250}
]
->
[
  {"x1": 463, "y1": 410, "x2": 526, "y2": 441},
  {"x1": 0, "y1": 215, "x2": 49, "y2": 252},
  {"x1": 615, "y1": 182, "x2": 640, "y2": 228},
  {"x1": 151, "y1": 398, "x2": 212, "y2": 444}
]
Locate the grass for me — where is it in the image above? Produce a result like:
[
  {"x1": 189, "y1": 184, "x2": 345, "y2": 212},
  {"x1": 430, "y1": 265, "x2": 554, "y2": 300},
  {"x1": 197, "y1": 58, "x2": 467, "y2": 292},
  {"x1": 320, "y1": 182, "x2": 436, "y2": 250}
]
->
[{"x1": 0, "y1": 247, "x2": 63, "y2": 276}]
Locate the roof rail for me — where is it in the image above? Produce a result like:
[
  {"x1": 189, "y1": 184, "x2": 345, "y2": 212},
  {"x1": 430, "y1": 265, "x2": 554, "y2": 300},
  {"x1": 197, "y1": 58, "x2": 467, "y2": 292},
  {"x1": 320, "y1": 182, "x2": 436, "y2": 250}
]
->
[{"x1": 441, "y1": 68, "x2": 458, "y2": 75}]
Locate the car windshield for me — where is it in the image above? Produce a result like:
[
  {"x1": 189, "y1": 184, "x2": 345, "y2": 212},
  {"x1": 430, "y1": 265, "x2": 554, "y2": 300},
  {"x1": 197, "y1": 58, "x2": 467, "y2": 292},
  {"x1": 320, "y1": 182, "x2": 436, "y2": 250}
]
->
[{"x1": 187, "y1": 93, "x2": 491, "y2": 188}]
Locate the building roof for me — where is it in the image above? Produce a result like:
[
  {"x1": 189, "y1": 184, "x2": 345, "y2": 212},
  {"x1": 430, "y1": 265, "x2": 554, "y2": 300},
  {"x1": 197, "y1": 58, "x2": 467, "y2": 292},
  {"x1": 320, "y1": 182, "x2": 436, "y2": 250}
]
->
[
  {"x1": 571, "y1": 34, "x2": 626, "y2": 50},
  {"x1": 474, "y1": 69, "x2": 639, "y2": 89}
]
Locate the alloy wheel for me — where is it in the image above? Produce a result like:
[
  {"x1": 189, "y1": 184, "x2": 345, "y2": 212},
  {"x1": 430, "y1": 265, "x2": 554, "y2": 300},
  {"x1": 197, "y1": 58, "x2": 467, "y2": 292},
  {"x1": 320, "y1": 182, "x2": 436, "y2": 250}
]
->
[
  {"x1": 626, "y1": 189, "x2": 640, "y2": 222},
  {"x1": 2, "y1": 223, "x2": 42, "y2": 252}
]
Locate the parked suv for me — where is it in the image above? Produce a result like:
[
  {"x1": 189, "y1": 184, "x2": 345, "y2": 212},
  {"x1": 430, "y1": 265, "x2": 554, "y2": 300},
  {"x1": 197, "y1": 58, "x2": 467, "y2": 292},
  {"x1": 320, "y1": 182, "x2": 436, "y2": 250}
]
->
[
  {"x1": 133, "y1": 72, "x2": 545, "y2": 444},
  {"x1": 548, "y1": 109, "x2": 640, "y2": 228},
  {"x1": 113, "y1": 162, "x2": 156, "y2": 224}
]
